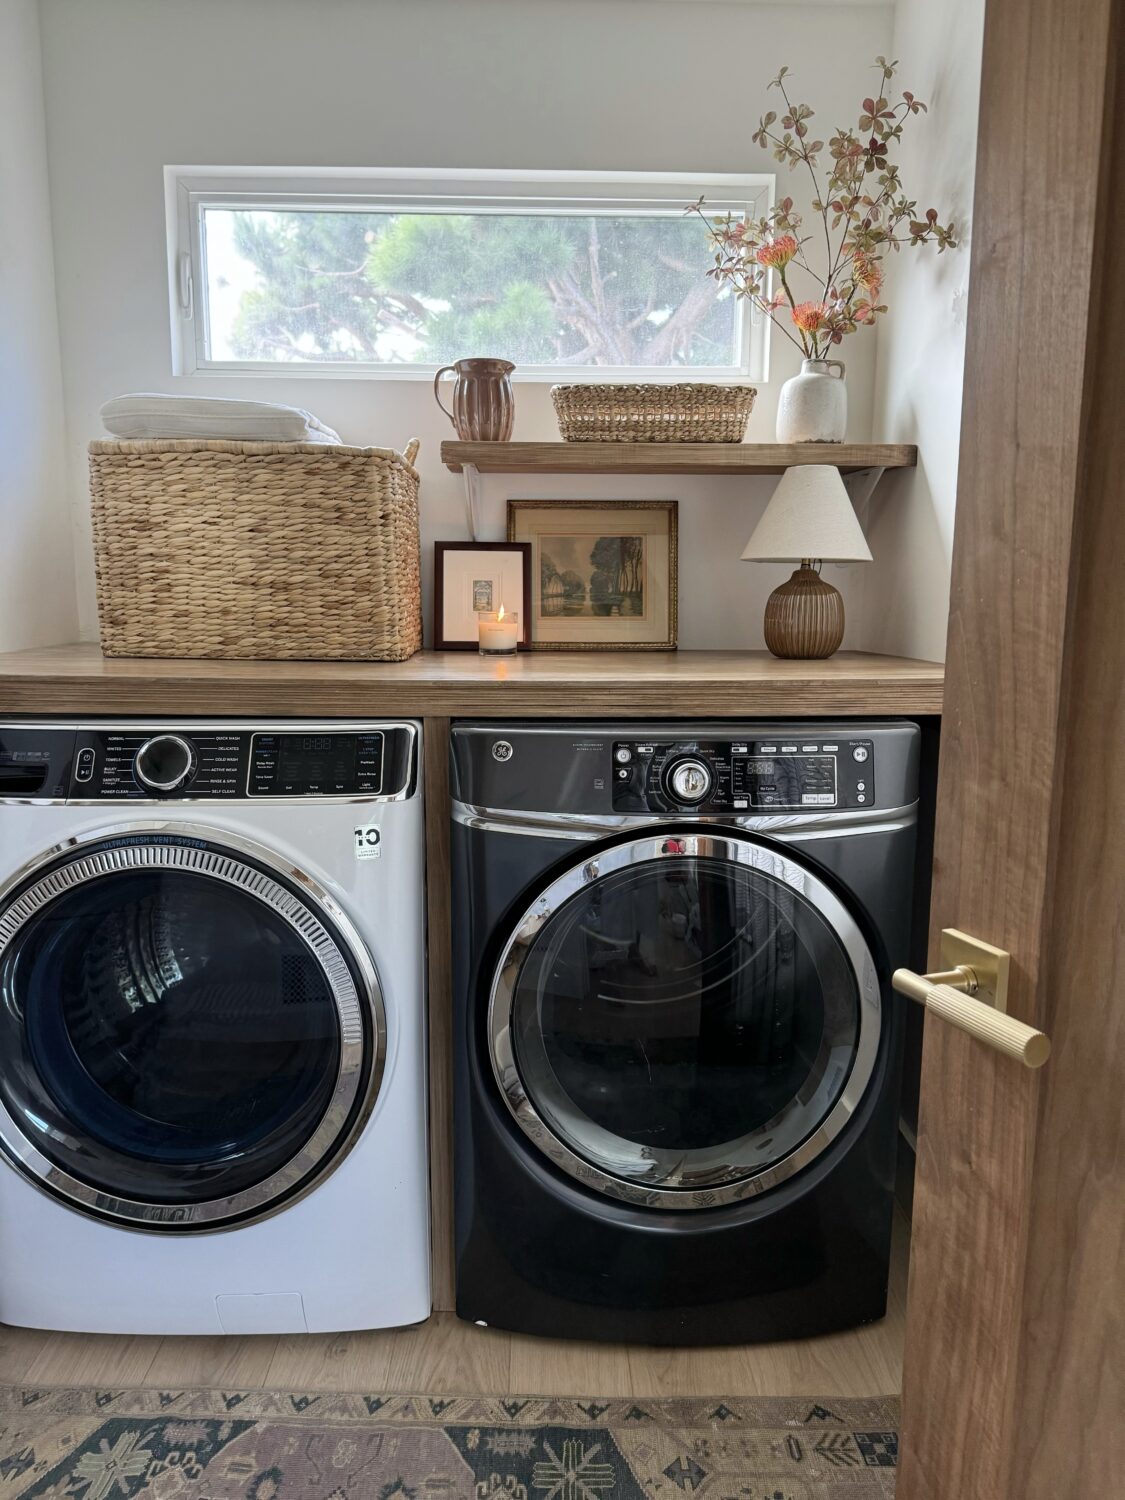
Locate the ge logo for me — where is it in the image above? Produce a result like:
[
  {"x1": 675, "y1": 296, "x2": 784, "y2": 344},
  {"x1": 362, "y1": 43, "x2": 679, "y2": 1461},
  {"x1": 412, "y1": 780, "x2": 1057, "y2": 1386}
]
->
[{"x1": 491, "y1": 740, "x2": 514, "y2": 763}]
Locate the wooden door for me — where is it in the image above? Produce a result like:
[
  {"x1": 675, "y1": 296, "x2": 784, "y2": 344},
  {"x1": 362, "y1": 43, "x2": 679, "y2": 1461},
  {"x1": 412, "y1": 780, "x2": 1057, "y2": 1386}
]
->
[{"x1": 897, "y1": 0, "x2": 1125, "y2": 1494}]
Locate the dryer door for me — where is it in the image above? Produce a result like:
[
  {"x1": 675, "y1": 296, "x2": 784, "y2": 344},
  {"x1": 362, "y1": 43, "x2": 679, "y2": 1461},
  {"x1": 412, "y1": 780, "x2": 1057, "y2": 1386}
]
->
[
  {"x1": 488, "y1": 830, "x2": 881, "y2": 1209},
  {"x1": 0, "y1": 828, "x2": 384, "y2": 1229}
]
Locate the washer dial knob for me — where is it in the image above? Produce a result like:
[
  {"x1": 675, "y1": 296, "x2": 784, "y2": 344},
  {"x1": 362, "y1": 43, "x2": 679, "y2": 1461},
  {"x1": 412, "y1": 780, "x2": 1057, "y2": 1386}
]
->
[
  {"x1": 134, "y1": 734, "x2": 196, "y2": 793},
  {"x1": 668, "y1": 757, "x2": 712, "y2": 804}
]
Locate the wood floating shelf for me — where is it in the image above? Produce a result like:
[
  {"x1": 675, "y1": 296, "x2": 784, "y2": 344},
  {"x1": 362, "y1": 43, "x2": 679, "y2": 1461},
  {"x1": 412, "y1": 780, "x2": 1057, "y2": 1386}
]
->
[
  {"x1": 441, "y1": 440, "x2": 918, "y2": 476},
  {"x1": 0, "y1": 645, "x2": 944, "y2": 718}
]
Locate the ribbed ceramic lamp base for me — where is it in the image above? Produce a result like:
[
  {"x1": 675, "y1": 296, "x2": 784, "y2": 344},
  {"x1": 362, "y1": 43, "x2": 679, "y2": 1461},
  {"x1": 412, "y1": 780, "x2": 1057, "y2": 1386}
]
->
[{"x1": 763, "y1": 565, "x2": 845, "y2": 659}]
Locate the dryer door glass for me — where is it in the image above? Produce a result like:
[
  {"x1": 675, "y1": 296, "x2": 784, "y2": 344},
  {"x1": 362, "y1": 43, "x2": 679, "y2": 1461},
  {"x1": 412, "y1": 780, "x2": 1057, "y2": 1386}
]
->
[
  {"x1": 0, "y1": 835, "x2": 381, "y2": 1228},
  {"x1": 493, "y1": 836, "x2": 879, "y2": 1207}
]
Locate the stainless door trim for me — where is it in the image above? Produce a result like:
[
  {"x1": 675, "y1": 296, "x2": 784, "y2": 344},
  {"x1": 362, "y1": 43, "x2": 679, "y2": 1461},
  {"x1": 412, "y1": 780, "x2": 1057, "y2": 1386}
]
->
[
  {"x1": 488, "y1": 829, "x2": 882, "y2": 1211},
  {"x1": 0, "y1": 822, "x2": 386, "y2": 1232},
  {"x1": 453, "y1": 798, "x2": 917, "y2": 842}
]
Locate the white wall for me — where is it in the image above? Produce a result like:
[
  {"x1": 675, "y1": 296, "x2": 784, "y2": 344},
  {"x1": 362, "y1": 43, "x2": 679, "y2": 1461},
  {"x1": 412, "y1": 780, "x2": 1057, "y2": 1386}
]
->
[
  {"x1": 0, "y1": 0, "x2": 78, "y2": 652},
  {"x1": 37, "y1": 0, "x2": 894, "y2": 649},
  {"x1": 847, "y1": 0, "x2": 985, "y2": 661}
]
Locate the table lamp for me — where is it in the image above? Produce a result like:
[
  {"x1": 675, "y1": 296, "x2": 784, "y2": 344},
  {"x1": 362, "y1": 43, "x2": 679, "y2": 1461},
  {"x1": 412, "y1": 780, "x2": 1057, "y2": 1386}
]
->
[{"x1": 741, "y1": 465, "x2": 872, "y2": 658}]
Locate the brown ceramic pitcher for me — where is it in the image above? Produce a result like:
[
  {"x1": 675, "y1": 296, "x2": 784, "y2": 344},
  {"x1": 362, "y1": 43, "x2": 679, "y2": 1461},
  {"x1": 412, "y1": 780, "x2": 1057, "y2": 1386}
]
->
[{"x1": 433, "y1": 358, "x2": 515, "y2": 441}]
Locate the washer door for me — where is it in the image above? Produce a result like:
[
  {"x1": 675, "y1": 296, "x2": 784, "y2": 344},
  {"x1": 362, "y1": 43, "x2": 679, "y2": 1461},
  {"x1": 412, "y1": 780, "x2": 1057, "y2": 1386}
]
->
[
  {"x1": 0, "y1": 829, "x2": 384, "y2": 1229},
  {"x1": 488, "y1": 831, "x2": 881, "y2": 1209}
]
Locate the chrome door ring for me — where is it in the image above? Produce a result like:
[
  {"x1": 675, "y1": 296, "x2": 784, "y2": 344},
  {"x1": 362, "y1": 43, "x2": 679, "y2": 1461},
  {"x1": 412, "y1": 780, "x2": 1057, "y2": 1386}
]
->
[
  {"x1": 488, "y1": 830, "x2": 881, "y2": 1210},
  {"x1": 0, "y1": 824, "x2": 385, "y2": 1231}
]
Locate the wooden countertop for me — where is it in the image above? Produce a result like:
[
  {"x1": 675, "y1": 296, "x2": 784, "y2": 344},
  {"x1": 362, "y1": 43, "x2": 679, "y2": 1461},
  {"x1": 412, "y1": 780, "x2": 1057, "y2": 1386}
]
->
[{"x1": 0, "y1": 644, "x2": 943, "y2": 717}]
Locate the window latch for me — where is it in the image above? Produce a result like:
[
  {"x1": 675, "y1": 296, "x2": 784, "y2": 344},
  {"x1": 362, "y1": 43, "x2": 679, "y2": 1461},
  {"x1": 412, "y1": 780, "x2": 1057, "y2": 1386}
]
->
[{"x1": 177, "y1": 251, "x2": 193, "y2": 319}]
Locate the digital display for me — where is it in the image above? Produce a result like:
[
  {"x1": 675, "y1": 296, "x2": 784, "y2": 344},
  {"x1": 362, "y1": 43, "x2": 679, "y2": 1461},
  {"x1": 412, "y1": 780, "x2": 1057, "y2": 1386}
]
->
[
  {"x1": 733, "y1": 753, "x2": 837, "y2": 808},
  {"x1": 249, "y1": 732, "x2": 383, "y2": 796},
  {"x1": 277, "y1": 736, "x2": 357, "y2": 785}
]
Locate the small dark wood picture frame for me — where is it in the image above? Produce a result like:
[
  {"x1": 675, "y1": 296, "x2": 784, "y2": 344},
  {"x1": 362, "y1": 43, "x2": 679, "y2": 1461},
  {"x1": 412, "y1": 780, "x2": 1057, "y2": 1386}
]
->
[{"x1": 433, "y1": 541, "x2": 533, "y2": 650}]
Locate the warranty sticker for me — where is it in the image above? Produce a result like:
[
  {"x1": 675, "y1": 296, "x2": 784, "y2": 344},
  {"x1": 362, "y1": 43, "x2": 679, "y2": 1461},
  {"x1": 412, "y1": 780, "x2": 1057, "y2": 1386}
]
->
[{"x1": 354, "y1": 825, "x2": 382, "y2": 860}]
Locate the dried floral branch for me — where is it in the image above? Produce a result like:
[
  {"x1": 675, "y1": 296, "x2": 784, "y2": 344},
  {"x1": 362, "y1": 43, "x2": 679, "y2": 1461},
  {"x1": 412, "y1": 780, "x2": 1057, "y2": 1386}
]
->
[{"x1": 688, "y1": 56, "x2": 956, "y2": 360}]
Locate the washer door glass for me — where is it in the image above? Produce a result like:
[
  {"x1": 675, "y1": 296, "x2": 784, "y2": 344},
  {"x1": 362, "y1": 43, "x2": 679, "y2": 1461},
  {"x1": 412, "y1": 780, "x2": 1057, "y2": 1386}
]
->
[
  {"x1": 493, "y1": 837, "x2": 878, "y2": 1207},
  {"x1": 0, "y1": 835, "x2": 379, "y2": 1227}
]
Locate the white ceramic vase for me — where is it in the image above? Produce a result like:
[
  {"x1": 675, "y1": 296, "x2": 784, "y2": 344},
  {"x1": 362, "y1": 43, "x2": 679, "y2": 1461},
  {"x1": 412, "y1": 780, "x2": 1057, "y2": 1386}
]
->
[{"x1": 776, "y1": 358, "x2": 847, "y2": 443}]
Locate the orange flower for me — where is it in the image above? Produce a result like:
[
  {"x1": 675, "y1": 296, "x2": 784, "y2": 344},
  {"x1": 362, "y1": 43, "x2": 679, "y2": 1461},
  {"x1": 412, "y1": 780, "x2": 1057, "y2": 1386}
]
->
[
  {"x1": 792, "y1": 300, "x2": 829, "y2": 332},
  {"x1": 852, "y1": 251, "x2": 883, "y2": 295},
  {"x1": 756, "y1": 234, "x2": 799, "y2": 269}
]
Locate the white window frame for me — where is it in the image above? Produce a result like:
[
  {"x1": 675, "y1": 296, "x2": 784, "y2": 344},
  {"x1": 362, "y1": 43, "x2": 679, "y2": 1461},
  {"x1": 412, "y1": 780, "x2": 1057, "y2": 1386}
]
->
[{"x1": 165, "y1": 166, "x2": 773, "y2": 382}]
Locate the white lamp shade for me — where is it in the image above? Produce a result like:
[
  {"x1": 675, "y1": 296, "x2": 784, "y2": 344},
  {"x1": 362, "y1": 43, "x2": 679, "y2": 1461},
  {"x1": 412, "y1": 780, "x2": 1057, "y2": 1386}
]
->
[{"x1": 741, "y1": 465, "x2": 873, "y2": 564}]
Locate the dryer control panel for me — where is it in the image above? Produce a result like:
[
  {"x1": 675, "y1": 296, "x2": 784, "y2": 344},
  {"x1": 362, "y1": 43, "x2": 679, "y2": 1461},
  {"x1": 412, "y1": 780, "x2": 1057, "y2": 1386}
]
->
[
  {"x1": 611, "y1": 735, "x2": 874, "y2": 813},
  {"x1": 0, "y1": 724, "x2": 417, "y2": 802},
  {"x1": 450, "y1": 721, "x2": 917, "y2": 818}
]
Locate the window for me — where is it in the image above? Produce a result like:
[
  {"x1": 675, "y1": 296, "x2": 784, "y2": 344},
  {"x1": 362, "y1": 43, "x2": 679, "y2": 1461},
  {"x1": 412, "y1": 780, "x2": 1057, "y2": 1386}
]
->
[{"x1": 166, "y1": 169, "x2": 772, "y2": 379}]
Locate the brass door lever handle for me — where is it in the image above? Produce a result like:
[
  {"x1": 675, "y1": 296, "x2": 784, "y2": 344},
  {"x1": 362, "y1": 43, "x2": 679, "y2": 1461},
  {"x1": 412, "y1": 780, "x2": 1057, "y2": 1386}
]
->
[{"x1": 893, "y1": 930, "x2": 1051, "y2": 1069}]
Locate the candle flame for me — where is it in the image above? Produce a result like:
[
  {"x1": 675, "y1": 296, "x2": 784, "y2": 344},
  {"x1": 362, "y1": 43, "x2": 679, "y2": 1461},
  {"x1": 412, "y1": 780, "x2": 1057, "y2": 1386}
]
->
[{"x1": 497, "y1": 604, "x2": 506, "y2": 622}]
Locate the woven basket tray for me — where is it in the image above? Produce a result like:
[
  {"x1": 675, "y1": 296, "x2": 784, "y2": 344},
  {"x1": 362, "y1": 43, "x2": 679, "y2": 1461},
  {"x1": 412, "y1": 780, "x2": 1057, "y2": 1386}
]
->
[
  {"x1": 551, "y1": 383, "x2": 756, "y2": 442},
  {"x1": 89, "y1": 439, "x2": 422, "y2": 660}
]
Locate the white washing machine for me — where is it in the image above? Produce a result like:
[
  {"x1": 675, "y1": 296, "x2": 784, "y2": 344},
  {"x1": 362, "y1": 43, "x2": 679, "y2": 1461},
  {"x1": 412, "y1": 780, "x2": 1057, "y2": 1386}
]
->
[{"x1": 0, "y1": 719, "x2": 430, "y2": 1335}]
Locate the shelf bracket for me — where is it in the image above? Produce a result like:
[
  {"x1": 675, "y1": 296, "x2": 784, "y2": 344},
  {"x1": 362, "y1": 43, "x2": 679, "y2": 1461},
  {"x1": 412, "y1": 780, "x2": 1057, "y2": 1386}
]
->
[
  {"x1": 841, "y1": 465, "x2": 885, "y2": 515},
  {"x1": 462, "y1": 463, "x2": 482, "y2": 541}
]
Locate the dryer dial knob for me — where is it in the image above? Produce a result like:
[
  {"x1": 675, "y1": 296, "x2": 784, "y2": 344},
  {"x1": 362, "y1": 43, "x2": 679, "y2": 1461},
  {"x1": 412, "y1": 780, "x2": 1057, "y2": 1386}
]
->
[
  {"x1": 668, "y1": 757, "x2": 712, "y2": 804},
  {"x1": 134, "y1": 734, "x2": 196, "y2": 793}
]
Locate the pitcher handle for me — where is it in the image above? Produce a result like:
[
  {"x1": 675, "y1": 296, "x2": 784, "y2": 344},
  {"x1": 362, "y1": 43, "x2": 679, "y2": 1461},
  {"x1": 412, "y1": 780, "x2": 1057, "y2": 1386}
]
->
[
  {"x1": 433, "y1": 366, "x2": 458, "y2": 429},
  {"x1": 826, "y1": 360, "x2": 846, "y2": 379}
]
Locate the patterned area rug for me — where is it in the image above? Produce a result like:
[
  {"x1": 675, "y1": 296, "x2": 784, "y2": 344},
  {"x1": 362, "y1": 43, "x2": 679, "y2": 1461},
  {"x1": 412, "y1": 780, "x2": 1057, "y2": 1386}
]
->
[{"x1": 0, "y1": 1386, "x2": 900, "y2": 1499}]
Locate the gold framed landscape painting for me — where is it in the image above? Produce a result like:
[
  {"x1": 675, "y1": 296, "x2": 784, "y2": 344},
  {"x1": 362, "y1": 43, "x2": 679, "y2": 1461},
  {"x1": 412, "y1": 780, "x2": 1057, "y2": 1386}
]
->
[{"x1": 507, "y1": 500, "x2": 678, "y2": 651}]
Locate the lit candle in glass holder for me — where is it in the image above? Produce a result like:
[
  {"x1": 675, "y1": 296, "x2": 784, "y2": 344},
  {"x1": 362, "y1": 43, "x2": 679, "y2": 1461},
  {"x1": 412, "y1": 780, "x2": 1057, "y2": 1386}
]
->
[{"x1": 478, "y1": 604, "x2": 519, "y2": 656}]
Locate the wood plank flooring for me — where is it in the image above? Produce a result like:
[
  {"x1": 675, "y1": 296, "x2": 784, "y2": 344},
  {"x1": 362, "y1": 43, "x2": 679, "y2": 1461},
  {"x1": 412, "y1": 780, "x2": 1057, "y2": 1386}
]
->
[{"x1": 0, "y1": 1215, "x2": 908, "y2": 1398}]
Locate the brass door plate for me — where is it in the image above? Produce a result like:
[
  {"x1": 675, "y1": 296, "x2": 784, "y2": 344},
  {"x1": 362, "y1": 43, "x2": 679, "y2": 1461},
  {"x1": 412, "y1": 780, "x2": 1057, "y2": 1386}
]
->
[{"x1": 939, "y1": 928, "x2": 1011, "y2": 1013}]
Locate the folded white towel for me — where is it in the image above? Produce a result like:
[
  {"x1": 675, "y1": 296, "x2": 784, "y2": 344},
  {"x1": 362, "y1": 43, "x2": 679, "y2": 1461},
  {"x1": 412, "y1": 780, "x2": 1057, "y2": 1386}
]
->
[{"x1": 100, "y1": 393, "x2": 342, "y2": 444}]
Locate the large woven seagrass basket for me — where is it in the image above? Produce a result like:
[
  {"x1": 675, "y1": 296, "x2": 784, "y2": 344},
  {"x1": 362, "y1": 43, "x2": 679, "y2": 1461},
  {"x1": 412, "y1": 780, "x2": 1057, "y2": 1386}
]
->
[{"x1": 88, "y1": 439, "x2": 422, "y2": 660}]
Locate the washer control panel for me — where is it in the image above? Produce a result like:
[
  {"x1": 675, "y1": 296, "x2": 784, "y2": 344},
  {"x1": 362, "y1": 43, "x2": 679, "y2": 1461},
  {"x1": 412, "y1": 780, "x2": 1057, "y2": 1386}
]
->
[
  {"x1": 0, "y1": 724, "x2": 416, "y2": 801},
  {"x1": 76, "y1": 729, "x2": 245, "y2": 800},
  {"x1": 611, "y1": 736, "x2": 874, "y2": 813},
  {"x1": 248, "y1": 732, "x2": 383, "y2": 797}
]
